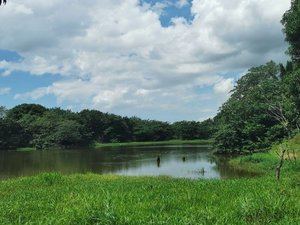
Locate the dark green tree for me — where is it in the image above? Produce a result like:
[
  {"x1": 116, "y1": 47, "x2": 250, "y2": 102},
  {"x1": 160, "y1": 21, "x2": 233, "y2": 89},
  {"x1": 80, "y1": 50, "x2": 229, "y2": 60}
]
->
[
  {"x1": 282, "y1": 0, "x2": 300, "y2": 63},
  {"x1": 79, "y1": 110, "x2": 109, "y2": 141},
  {"x1": 0, "y1": 119, "x2": 26, "y2": 150},
  {"x1": 214, "y1": 62, "x2": 286, "y2": 153}
]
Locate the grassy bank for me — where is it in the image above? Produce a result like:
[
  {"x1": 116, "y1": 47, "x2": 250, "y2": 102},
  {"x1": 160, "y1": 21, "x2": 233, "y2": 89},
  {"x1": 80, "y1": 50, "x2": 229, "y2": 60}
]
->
[
  {"x1": 13, "y1": 140, "x2": 212, "y2": 152},
  {"x1": 229, "y1": 134, "x2": 300, "y2": 175},
  {"x1": 0, "y1": 136, "x2": 299, "y2": 224},
  {"x1": 0, "y1": 173, "x2": 299, "y2": 225},
  {"x1": 94, "y1": 139, "x2": 213, "y2": 148},
  {"x1": 16, "y1": 147, "x2": 36, "y2": 152}
]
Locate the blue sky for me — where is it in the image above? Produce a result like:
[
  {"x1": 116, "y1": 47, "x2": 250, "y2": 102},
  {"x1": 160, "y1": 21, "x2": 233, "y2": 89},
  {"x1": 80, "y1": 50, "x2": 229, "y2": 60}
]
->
[
  {"x1": 141, "y1": 0, "x2": 194, "y2": 26},
  {"x1": 0, "y1": 0, "x2": 290, "y2": 122}
]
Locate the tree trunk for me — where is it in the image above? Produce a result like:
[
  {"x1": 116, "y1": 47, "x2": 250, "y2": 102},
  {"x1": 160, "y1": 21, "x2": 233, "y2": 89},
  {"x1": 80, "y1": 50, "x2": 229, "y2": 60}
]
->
[{"x1": 275, "y1": 148, "x2": 286, "y2": 181}]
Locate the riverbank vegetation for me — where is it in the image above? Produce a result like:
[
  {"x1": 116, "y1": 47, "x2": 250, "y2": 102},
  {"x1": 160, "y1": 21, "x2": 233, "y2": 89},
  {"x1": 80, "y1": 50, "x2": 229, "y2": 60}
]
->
[
  {"x1": 0, "y1": 105, "x2": 216, "y2": 150},
  {"x1": 0, "y1": 134, "x2": 299, "y2": 224},
  {"x1": 94, "y1": 139, "x2": 212, "y2": 148}
]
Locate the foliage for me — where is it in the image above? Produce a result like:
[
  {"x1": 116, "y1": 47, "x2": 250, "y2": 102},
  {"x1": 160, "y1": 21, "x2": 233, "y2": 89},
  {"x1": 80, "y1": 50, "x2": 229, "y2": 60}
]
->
[
  {"x1": 132, "y1": 119, "x2": 173, "y2": 142},
  {"x1": 172, "y1": 119, "x2": 216, "y2": 140},
  {"x1": 215, "y1": 62, "x2": 283, "y2": 153},
  {"x1": 214, "y1": 1, "x2": 300, "y2": 154},
  {"x1": 229, "y1": 133, "x2": 300, "y2": 174},
  {"x1": 0, "y1": 118, "x2": 26, "y2": 150},
  {"x1": 0, "y1": 104, "x2": 214, "y2": 150},
  {"x1": 282, "y1": 0, "x2": 300, "y2": 63},
  {"x1": 215, "y1": 60, "x2": 300, "y2": 154}
]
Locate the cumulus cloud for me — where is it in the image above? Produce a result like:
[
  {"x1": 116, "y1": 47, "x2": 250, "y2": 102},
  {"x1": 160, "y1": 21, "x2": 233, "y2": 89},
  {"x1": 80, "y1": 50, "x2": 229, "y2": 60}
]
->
[
  {"x1": 0, "y1": 87, "x2": 11, "y2": 95},
  {"x1": 0, "y1": 0, "x2": 291, "y2": 120}
]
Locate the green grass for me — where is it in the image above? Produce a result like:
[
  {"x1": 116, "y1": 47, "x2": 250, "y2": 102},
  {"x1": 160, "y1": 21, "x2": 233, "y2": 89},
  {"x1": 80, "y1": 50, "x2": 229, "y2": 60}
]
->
[
  {"x1": 229, "y1": 134, "x2": 300, "y2": 175},
  {"x1": 0, "y1": 136, "x2": 299, "y2": 224},
  {"x1": 14, "y1": 140, "x2": 212, "y2": 151},
  {"x1": 94, "y1": 139, "x2": 213, "y2": 148},
  {"x1": 0, "y1": 173, "x2": 298, "y2": 225},
  {"x1": 16, "y1": 147, "x2": 36, "y2": 152}
]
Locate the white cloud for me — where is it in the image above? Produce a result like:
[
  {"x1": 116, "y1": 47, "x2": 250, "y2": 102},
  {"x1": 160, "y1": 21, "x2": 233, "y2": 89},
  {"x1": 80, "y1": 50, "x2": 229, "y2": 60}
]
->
[
  {"x1": 0, "y1": 0, "x2": 291, "y2": 121},
  {"x1": 0, "y1": 87, "x2": 11, "y2": 95},
  {"x1": 175, "y1": 0, "x2": 189, "y2": 8},
  {"x1": 213, "y1": 78, "x2": 235, "y2": 96}
]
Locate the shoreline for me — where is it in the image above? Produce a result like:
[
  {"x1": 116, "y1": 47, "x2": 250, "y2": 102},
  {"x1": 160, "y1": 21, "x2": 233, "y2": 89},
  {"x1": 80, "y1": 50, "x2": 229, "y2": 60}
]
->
[
  {"x1": 94, "y1": 139, "x2": 213, "y2": 148},
  {"x1": 14, "y1": 139, "x2": 213, "y2": 152}
]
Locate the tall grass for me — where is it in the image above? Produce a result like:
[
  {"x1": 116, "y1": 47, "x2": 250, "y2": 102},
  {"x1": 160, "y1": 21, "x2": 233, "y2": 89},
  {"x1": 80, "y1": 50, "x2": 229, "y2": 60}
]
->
[{"x1": 0, "y1": 173, "x2": 298, "y2": 225}]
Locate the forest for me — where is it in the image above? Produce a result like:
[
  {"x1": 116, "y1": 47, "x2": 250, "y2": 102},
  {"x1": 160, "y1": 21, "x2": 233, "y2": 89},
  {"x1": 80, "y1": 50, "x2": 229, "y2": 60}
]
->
[{"x1": 0, "y1": 104, "x2": 216, "y2": 150}]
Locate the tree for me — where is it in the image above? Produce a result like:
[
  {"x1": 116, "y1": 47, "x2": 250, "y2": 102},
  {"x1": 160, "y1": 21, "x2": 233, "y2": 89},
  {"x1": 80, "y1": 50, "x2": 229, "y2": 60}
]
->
[
  {"x1": 0, "y1": 119, "x2": 26, "y2": 150},
  {"x1": 132, "y1": 119, "x2": 173, "y2": 142},
  {"x1": 79, "y1": 110, "x2": 108, "y2": 141},
  {"x1": 7, "y1": 104, "x2": 47, "y2": 121},
  {"x1": 282, "y1": 0, "x2": 300, "y2": 63},
  {"x1": 102, "y1": 116, "x2": 133, "y2": 143},
  {"x1": 214, "y1": 62, "x2": 286, "y2": 153},
  {"x1": 172, "y1": 121, "x2": 200, "y2": 140},
  {"x1": 30, "y1": 109, "x2": 92, "y2": 149}
]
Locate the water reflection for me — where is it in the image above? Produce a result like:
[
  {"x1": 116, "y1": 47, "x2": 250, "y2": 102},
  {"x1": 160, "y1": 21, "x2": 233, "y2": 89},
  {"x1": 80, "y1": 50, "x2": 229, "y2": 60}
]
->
[{"x1": 0, "y1": 145, "x2": 255, "y2": 180}]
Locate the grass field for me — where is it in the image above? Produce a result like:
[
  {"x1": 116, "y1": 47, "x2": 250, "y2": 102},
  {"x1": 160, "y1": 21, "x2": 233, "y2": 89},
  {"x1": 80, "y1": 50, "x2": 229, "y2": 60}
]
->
[{"x1": 0, "y1": 136, "x2": 299, "y2": 225}]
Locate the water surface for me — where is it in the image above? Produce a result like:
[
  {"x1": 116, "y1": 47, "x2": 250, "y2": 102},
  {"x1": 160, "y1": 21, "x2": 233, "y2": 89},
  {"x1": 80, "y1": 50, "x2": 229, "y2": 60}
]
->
[{"x1": 0, "y1": 145, "x2": 253, "y2": 180}]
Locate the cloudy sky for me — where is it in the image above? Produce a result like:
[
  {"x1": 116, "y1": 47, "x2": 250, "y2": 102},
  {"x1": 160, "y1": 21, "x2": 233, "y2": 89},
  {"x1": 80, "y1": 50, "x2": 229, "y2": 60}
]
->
[{"x1": 0, "y1": 0, "x2": 291, "y2": 122}]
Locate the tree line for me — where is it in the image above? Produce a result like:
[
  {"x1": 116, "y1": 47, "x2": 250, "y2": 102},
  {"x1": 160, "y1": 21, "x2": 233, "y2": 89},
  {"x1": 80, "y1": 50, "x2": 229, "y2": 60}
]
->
[{"x1": 0, "y1": 104, "x2": 216, "y2": 150}]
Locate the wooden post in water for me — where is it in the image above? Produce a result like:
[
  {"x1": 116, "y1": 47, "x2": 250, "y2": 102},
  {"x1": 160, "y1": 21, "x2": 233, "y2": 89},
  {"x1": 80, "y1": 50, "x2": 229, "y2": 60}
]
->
[{"x1": 157, "y1": 156, "x2": 161, "y2": 168}]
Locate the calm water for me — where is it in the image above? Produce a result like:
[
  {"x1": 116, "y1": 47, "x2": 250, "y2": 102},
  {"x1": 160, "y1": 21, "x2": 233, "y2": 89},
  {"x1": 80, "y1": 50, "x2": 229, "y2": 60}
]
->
[{"x1": 0, "y1": 145, "x2": 253, "y2": 180}]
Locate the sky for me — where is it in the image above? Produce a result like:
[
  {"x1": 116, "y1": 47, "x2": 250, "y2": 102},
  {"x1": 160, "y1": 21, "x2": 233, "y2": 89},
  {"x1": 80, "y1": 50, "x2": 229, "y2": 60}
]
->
[{"x1": 0, "y1": 0, "x2": 291, "y2": 122}]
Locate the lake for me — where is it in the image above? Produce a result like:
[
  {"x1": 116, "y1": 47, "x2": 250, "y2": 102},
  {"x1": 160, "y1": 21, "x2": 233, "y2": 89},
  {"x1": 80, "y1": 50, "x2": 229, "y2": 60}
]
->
[{"x1": 0, "y1": 145, "x2": 253, "y2": 180}]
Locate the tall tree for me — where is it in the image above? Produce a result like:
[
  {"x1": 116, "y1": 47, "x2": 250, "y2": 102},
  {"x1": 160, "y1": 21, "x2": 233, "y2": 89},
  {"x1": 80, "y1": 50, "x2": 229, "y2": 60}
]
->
[
  {"x1": 214, "y1": 62, "x2": 285, "y2": 153},
  {"x1": 282, "y1": 0, "x2": 300, "y2": 63}
]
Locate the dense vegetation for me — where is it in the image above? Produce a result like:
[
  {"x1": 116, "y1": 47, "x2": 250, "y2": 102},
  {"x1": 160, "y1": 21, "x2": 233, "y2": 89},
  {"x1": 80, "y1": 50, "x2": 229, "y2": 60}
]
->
[
  {"x1": 214, "y1": 61, "x2": 300, "y2": 153},
  {"x1": 0, "y1": 135, "x2": 298, "y2": 225},
  {"x1": 214, "y1": 0, "x2": 300, "y2": 154},
  {"x1": 0, "y1": 105, "x2": 215, "y2": 150}
]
